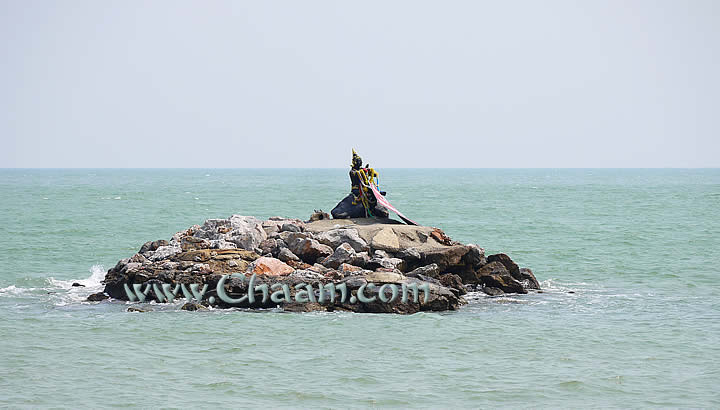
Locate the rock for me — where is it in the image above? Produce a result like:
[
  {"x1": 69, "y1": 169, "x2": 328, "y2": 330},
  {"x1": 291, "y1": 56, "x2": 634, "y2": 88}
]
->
[
  {"x1": 288, "y1": 238, "x2": 333, "y2": 264},
  {"x1": 420, "y1": 245, "x2": 470, "y2": 271},
  {"x1": 349, "y1": 251, "x2": 370, "y2": 268},
  {"x1": 371, "y1": 227, "x2": 400, "y2": 252},
  {"x1": 487, "y1": 253, "x2": 520, "y2": 277},
  {"x1": 127, "y1": 306, "x2": 152, "y2": 312},
  {"x1": 364, "y1": 271, "x2": 405, "y2": 283},
  {"x1": 251, "y1": 257, "x2": 294, "y2": 276},
  {"x1": 287, "y1": 269, "x2": 325, "y2": 282},
  {"x1": 277, "y1": 248, "x2": 300, "y2": 262},
  {"x1": 367, "y1": 256, "x2": 404, "y2": 271},
  {"x1": 258, "y1": 239, "x2": 277, "y2": 256},
  {"x1": 148, "y1": 244, "x2": 182, "y2": 261},
  {"x1": 373, "y1": 250, "x2": 390, "y2": 259},
  {"x1": 430, "y1": 228, "x2": 454, "y2": 245},
  {"x1": 464, "y1": 244, "x2": 487, "y2": 268},
  {"x1": 71, "y1": 282, "x2": 85, "y2": 287},
  {"x1": 518, "y1": 267, "x2": 541, "y2": 290},
  {"x1": 281, "y1": 223, "x2": 302, "y2": 233},
  {"x1": 340, "y1": 263, "x2": 363, "y2": 272},
  {"x1": 86, "y1": 292, "x2": 109, "y2": 302},
  {"x1": 181, "y1": 302, "x2": 207, "y2": 311},
  {"x1": 476, "y1": 262, "x2": 527, "y2": 294},
  {"x1": 482, "y1": 287, "x2": 505, "y2": 296},
  {"x1": 99, "y1": 213, "x2": 537, "y2": 313},
  {"x1": 139, "y1": 239, "x2": 169, "y2": 254},
  {"x1": 439, "y1": 273, "x2": 467, "y2": 295},
  {"x1": 397, "y1": 247, "x2": 421, "y2": 263},
  {"x1": 193, "y1": 215, "x2": 267, "y2": 251},
  {"x1": 321, "y1": 243, "x2": 356, "y2": 269},
  {"x1": 316, "y1": 228, "x2": 369, "y2": 253},
  {"x1": 307, "y1": 210, "x2": 330, "y2": 222},
  {"x1": 406, "y1": 263, "x2": 441, "y2": 279}
]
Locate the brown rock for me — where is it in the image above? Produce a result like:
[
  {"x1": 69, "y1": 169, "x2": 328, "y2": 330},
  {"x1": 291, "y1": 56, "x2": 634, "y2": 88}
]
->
[
  {"x1": 86, "y1": 292, "x2": 109, "y2": 302},
  {"x1": 439, "y1": 273, "x2": 467, "y2": 295},
  {"x1": 251, "y1": 257, "x2": 294, "y2": 276},
  {"x1": 476, "y1": 261, "x2": 527, "y2": 294}
]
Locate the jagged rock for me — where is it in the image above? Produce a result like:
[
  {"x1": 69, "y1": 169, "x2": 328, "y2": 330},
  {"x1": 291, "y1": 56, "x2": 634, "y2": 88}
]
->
[
  {"x1": 288, "y1": 237, "x2": 333, "y2": 264},
  {"x1": 148, "y1": 244, "x2": 182, "y2": 261},
  {"x1": 86, "y1": 292, "x2": 109, "y2": 302},
  {"x1": 139, "y1": 239, "x2": 169, "y2": 254},
  {"x1": 397, "y1": 247, "x2": 421, "y2": 263},
  {"x1": 322, "y1": 243, "x2": 355, "y2": 269},
  {"x1": 251, "y1": 257, "x2": 294, "y2": 276},
  {"x1": 420, "y1": 245, "x2": 469, "y2": 271},
  {"x1": 316, "y1": 228, "x2": 369, "y2": 252},
  {"x1": 518, "y1": 267, "x2": 541, "y2": 290},
  {"x1": 487, "y1": 253, "x2": 520, "y2": 277},
  {"x1": 406, "y1": 263, "x2": 440, "y2": 279},
  {"x1": 476, "y1": 262, "x2": 527, "y2": 294},
  {"x1": 258, "y1": 239, "x2": 277, "y2": 256},
  {"x1": 439, "y1": 273, "x2": 467, "y2": 296},
  {"x1": 281, "y1": 223, "x2": 302, "y2": 233},
  {"x1": 277, "y1": 248, "x2": 300, "y2": 262},
  {"x1": 430, "y1": 228, "x2": 454, "y2": 245},
  {"x1": 367, "y1": 256, "x2": 404, "y2": 271},
  {"x1": 349, "y1": 251, "x2": 370, "y2": 268},
  {"x1": 193, "y1": 215, "x2": 267, "y2": 251},
  {"x1": 181, "y1": 302, "x2": 207, "y2": 311},
  {"x1": 371, "y1": 227, "x2": 401, "y2": 252},
  {"x1": 71, "y1": 282, "x2": 85, "y2": 287},
  {"x1": 340, "y1": 263, "x2": 363, "y2": 272},
  {"x1": 464, "y1": 244, "x2": 487, "y2": 268},
  {"x1": 308, "y1": 210, "x2": 330, "y2": 222}
]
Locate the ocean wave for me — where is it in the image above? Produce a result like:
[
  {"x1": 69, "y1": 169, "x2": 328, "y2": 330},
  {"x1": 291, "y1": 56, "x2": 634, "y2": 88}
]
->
[{"x1": 0, "y1": 265, "x2": 106, "y2": 306}]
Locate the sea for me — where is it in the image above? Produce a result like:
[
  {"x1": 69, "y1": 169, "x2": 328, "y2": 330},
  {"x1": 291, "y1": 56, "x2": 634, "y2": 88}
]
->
[{"x1": 0, "y1": 169, "x2": 718, "y2": 408}]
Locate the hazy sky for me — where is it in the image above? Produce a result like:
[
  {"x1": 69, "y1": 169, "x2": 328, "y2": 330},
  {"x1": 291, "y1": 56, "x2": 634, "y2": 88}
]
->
[{"x1": 1, "y1": 0, "x2": 718, "y2": 168}]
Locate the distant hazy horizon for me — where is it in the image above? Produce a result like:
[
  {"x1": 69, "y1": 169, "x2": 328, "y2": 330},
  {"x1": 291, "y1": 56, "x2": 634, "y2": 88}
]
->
[{"x1": 2, "y1": 0, "x2": 718, "y2": 168}]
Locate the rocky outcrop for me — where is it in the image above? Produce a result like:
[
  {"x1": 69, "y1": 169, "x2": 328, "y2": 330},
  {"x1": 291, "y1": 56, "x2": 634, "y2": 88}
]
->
[{"x1": 97, "y1": 213, "x2": 539, "y2": 313}]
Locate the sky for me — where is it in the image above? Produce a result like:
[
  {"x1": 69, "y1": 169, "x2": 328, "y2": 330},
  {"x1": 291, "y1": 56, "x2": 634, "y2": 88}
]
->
[{"x1": 1, "y1": 0, "x2": 718, "y2": 168}]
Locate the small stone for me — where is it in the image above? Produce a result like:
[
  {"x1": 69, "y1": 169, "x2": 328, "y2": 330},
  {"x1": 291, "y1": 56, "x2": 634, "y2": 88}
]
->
[
  {"x1": 181, "y1": 302, "x2": 207, "y2": 311},
  {"x1": 86, "y1": 292, "x2": 109, "y2": 302}
]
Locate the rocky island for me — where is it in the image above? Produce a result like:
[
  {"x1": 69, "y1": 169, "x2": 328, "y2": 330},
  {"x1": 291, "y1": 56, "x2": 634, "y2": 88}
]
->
[{"x1": 91, "y1": 212, "x2": 540, "y2": 313}]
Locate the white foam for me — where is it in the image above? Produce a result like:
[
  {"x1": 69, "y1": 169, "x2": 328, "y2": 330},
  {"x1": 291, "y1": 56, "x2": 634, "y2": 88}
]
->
[
  {"x1": 47, "y1": 264, "x2": 105, "y2": 290},
  {"x1": 0, "y1": 284, "x2": 38, "y2": 296}
]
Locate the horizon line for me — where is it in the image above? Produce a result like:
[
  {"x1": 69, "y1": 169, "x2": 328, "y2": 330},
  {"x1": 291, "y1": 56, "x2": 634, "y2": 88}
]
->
[{"x1": 1, "y1": 167, "x2": 719, "y2": 170}]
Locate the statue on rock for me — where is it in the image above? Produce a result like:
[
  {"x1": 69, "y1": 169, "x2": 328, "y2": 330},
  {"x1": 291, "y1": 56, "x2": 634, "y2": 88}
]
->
[{"x1": 331, "y1": 149, "x2": 390, "y2": 219}]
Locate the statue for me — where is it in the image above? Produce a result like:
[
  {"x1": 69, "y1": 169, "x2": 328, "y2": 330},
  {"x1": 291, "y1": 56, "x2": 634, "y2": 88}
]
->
[{"x1": 331, "y1": 149, "x2": 390, "y2": 219}]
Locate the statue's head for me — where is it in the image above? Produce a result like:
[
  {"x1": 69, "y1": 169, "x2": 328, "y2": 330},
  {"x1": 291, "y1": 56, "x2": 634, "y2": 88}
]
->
[{"x1": 351, "y1": 149, "x2": 363, "y2": 169}]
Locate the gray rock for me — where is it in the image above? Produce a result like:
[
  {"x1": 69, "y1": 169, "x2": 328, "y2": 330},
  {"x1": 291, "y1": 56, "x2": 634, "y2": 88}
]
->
[
  {"x1": 281, "y1": 223, "x2": 302, "y2": 233},
  {"x1": 316, "y1": 228, "x2": 369, "y2": 252},
  {"x1": 277, "y1": 248, "x2": 300, "y2": 262},
  {"x1": 349, "y1": 252, "x2": 370, "y2": 268},
  {"x1": 367, "y1": 256, "x2": 404, "y2": 271},
  {"x1": 518, "y1": 267, "x2": 541, "y2": 290},
  {"x1": 86, "y1": 292, "x2": 109, "y2": 302},
  {"x1": 464, "y1": 244, "x2": 487, "y2": 268},
  {"x1": 322, "y1": 243, "x2": 356, "y2": 269},
  {"x1": 148, "y1": 244, "x2": 182, "y2": 261},
  {"x1": 406, "y1": 263, "x2": 440, "y2": 278},
  {"x1": 373, "y1": 250, "x2": 390, "y2": 259}
]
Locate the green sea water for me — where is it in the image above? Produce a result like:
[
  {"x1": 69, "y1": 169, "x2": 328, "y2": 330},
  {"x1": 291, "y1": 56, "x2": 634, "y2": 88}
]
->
[{"x1": 0, "y1": 169, "x2": 718, "y2": 408}]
